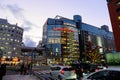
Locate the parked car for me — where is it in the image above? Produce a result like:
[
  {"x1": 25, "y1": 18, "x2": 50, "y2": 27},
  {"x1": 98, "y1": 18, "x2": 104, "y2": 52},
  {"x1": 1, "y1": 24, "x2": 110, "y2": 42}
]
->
[
  {"x1": 82, "y1": 68, "x2": 120, "y2": 80},
  {"x1": 49, "y1": 65, "x2": 77, "y2": 80},
  {"x1": 71, "y1": 63, "x2": 107, "y2": 74}
]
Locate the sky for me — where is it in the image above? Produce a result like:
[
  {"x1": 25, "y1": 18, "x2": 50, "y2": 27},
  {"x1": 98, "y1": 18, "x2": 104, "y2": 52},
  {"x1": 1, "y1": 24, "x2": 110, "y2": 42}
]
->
[{"x1": 0, "y1": 0, "x2": 112, "y2": 47}]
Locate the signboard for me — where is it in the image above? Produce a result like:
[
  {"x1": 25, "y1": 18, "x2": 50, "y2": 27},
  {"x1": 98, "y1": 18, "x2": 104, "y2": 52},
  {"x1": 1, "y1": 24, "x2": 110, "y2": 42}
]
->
[{"x1": 53, "y1": 28, "x2": 74, "y2": 32}]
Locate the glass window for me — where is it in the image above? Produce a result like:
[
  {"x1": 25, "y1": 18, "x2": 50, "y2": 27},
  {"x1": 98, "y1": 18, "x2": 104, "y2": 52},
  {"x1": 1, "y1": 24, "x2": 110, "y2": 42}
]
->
[
  {"x1": 12, "y1": 27, "x2": 15, "y2": 29},
  {"x1": 110, "y1": 71, "x2": 120, "y2": 79},
  {"x1": 88, "y1": 70, "x2": 110, "y2": 79},
  {"x1": 63, "y1": 67, "x2": 74, "y2": 71},
  {"x1": 5, "y1": 25, "x2": 8, "y2": 27},
  {"x1": 2, "y1": 25, "x2": 4, "y2": 27},
  {"x1": 50, "y1": 67, "x2": 61, "y2": 71}
]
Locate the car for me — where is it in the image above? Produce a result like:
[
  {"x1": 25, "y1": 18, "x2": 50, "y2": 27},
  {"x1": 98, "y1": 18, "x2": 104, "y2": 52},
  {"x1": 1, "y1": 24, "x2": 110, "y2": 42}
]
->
[
  {"x1": 49, "y1": 65, "x2": 77, "y2": 80},
  {"x1": 71, "y1": 63, "x2": 107, "y2": 74},
  {"x1": 71, "y1": 63, "x2": 99, "y2": 74},
  {"x1": 82, "y1": 68, "x2": 120, "y2": 80}
]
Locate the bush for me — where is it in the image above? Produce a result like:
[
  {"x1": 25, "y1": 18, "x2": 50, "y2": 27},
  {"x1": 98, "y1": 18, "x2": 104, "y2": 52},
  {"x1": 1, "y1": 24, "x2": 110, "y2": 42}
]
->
[{"x1": 106, "y1": 53, "x2": 120, "y2": 66}]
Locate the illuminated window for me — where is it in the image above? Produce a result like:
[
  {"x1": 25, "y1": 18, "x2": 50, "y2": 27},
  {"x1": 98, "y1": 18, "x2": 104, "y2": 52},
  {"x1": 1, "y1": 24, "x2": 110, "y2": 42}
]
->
[
  {"x1": 7, "y1": 34, "x2": 10, "y2": 36},
  {"x1": 12, "y1": 27, "x2": 15, "y2": 29},
  {"x1": 2, "y1": 25, "x2": 4, "y2": 27},
  {"x1": 11, "y1": 39, "x2": 13, "y2": 41},
  {"x1": 118, "y1": 16, "x2": 120, "y2": 20},
  {"x1": 5, "y1": 42, "x2": 8, "y2": 45},
  {"x1": 13, "y1": 47, "x2": 16, "y2": 50},
  {"x1": 5, "y1": 25, "x2": 8, "y2": 27},
  {"x1": 0, "y1": 47, "x2": 4, "y2": 49},
  {"x1": 2, "y1": 38, "x2": 5, "y2": 40}
]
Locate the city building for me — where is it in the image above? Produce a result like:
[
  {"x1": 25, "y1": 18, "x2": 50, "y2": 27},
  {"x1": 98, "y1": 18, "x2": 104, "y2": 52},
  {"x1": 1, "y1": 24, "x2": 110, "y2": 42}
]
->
[
  {"x1": 82, "y1": 24, "x2": 115, "y2": 53},
  {"x1": 0, "y1": 18, "x2": 23, "y2": 64},
  {"x1": 42, "y1": 15, "x2": 115, "y2": 63},
  {"x1": 42, "y1": 15, "x2": 80, "y2": 63},
  {"x1": 106, "y1": 0, "x2": 120, "y2": 52}
]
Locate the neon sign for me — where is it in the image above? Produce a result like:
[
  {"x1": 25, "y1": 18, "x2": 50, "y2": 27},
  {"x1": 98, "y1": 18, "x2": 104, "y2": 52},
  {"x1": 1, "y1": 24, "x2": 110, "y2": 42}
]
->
[{"x1": 53, "y1": 28, "x2": 74, "y2": 32}]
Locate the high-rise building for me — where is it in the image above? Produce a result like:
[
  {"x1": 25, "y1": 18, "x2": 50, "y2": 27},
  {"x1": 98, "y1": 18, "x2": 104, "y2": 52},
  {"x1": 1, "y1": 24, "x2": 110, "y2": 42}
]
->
[
  {"x1": 42, "y1": 15, "x2": 115, "y2": 63},
  {"x1": 0, "y1": 18, "x2": 23, "y2": 63},
  {"x1": 106, "y1": 0, "x2": 120, "y2": 52},
  {"x1": 42, "y1": 15, "x2": 80, "y2": 63}
]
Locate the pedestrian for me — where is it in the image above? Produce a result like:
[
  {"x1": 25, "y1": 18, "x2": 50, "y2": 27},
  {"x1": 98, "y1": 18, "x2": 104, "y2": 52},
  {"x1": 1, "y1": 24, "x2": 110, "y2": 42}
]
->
[
  {"x1": 27, "y1": 62, "x2": 32, "y2": 74},
  {"x1": 20, "y1": 62, "x2": 24, "y2": 75},
  {"x1": 75, "y1": 65, "x2": 83, "y2": 80},
  {"x1": 23, "y1": 63, "x2": 28, "y2": 75},
  {"x1": 0, "y1": 63, "x2": 6, "y2": 80}
]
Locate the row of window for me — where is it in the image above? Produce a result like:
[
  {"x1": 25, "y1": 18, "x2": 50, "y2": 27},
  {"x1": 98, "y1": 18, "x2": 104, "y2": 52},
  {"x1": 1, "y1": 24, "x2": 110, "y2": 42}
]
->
[
  {"x1": 0, "y1": 28, "x2": 23, "y2": 36},
  {"x1": 0, "y1": 38, "x2": 21, "y2": 42},
  {"x1": 0, "y1": 33, "x2": 22, "y2": 39},
  {"x1": 0, "y1": 24, "x2": 22, "y2": 31}
]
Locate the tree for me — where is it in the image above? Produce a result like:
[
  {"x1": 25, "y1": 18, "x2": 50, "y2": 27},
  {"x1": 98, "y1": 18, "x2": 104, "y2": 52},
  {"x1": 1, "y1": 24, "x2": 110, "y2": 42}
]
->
[
  {"x1": 85, "y1": 46, "x2": 101, "y2": 63},
  {"x1": 84, "y1": 41, "x2": 102, "y2": 63}
]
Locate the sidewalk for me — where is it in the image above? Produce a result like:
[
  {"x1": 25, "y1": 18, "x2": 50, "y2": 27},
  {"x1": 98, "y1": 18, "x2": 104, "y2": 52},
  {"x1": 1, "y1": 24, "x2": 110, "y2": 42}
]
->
[{"x1": 3, "y1": 75, "x2": 41, "y2": 80}]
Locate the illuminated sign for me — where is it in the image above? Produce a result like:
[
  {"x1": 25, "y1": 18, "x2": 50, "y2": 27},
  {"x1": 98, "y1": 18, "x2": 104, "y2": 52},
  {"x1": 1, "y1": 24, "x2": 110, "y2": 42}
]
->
[
  {"x1": 64, "y1": 23, "x2": 76, "y2": 27},
  {"x1": 53, "y1": 28, "x2": 74, "y2": 32}
]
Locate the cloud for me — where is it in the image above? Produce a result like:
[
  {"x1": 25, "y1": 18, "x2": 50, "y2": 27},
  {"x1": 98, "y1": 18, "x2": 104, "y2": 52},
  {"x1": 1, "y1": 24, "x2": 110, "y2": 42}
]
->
[
  {"x1": 5, "y1": 4, "x2": 32, "y2": 31},
  {"x1": 6, "y1": 4, "x2": 23, "y2": 18},
  {"x1": 24, "y1": 36, "x2": 37, "y2": 47}
]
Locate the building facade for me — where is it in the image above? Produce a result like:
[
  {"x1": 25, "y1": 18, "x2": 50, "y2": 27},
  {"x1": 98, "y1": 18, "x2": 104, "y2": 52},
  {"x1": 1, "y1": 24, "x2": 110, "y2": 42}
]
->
[
  {"x1": 81, "y1": 24, "x2": 115, "y2": 53},
  {"x1": 0, "y1": 18, "x2": 23, "y2": 64},
  {"x1": 106, "y1": 0, "x2": 120, "y2": 52},
  {"x1": 42, "y1": 15, "x2": 80, "y2": 63},
  {"x1": 42, "y1": 15, "x2": 115, "y2": 63}
]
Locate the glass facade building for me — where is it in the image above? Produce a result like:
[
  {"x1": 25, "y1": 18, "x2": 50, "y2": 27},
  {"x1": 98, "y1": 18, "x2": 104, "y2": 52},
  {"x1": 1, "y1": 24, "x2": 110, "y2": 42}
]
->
[
  {"x1": 42, "y1": 15, "x2": 80, "y2": 63},
  {"x1": 81, "y1": 23, "x2": 115, "y2": 53},
  {"x1": 42, "y1": 15, "x2": 115, "y2": 63}
]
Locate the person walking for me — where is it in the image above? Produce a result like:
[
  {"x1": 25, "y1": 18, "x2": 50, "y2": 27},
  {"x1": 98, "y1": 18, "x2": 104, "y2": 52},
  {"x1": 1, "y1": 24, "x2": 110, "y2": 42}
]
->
[
  {"x1": 0, "y1": 63, "x2": 6, "y2": 80},
  {"x1": 75, "y1": 64, "x2": 83, "y2": 80},
  {"x1": 23, "y1": 63, "x2": 28, "y2": 75},
  {"x1": 20, "y1": 62, "x2": 24, "y2": 75},
  {"x1": 27, "y1": 62, "x2": 32, "y2": 74}
]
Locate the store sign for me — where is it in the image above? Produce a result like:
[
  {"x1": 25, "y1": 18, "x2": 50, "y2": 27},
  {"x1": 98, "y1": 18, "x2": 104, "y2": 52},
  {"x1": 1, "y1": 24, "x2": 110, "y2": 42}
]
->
[
  {"x1": 64, "y1": 23, "x2": 76, "y2": 27},
  {"x1": 53, "y1": 28, "x2": 74, "y2": 32}
]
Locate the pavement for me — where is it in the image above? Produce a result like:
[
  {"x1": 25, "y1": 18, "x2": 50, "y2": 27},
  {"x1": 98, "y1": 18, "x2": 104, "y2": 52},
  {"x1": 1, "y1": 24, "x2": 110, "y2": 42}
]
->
[
  {"x1": 2, "y1": 69, "x2": 41, "y2": 80},
  {"x1": 2, "y1": 65, "x2": 51, "y2": 80},
  {"x1": 3, "y1": 75, "x2": 41, "y2": 80}
]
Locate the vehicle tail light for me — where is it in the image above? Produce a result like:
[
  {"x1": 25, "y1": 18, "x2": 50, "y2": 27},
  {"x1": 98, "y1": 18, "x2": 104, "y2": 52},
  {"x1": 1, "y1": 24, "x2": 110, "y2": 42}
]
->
[
  {"x1": 81, "y1": 68, "x2": 83, "y2": 72},
  {"x1": 61, "y1": 69, "x2": 64, "y2": 75},
  {"x1": 95, "y1": 68, "x2": 99, "y2": 72}
]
